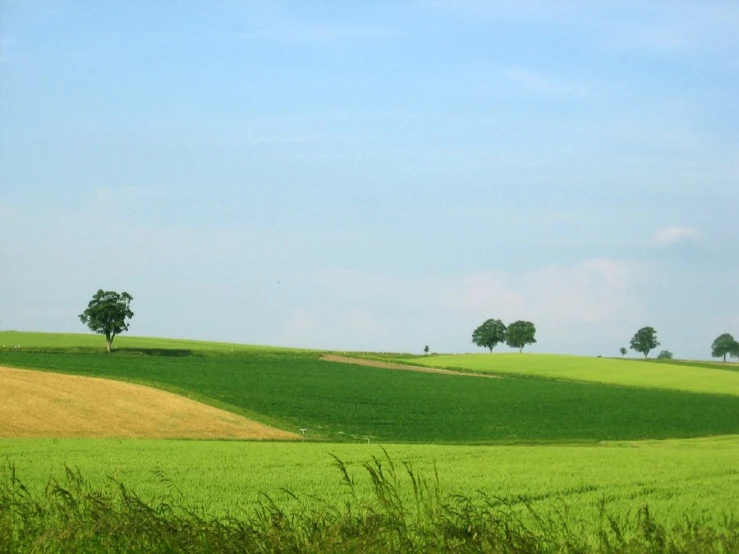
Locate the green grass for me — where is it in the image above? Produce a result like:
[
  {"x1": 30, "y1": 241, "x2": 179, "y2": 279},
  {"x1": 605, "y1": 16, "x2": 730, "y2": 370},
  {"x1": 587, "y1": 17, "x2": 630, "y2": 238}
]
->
[
  {"x1": 2, "y1": 332, "x2": 738, "y2": 551},
  {"x1": 402, "y1": 353, "x2": 739, "y2": 395},
  {"x1": 2, "y1": 437, "x2": 738, "y2": 522},
  {"x1": 5, "y1": 451, "x2": 736, "y2": 553},
  {"x1": 638, "y1": 358, "x2": 739, "y2": 373},
  {"x1": 1, "y1": 348, "x2": 738, "y2": 443},
  {"x1": 1, "y1": 437, "x2": 737, "y2": 552},
  {"x1": 0, "y1": 331, "x2": 302, "y2": 352}
]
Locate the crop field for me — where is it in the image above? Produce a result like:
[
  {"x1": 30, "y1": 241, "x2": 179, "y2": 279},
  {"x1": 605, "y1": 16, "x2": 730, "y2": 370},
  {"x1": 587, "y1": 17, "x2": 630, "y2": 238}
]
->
[
  {"x1": 0, "y1": 365, "x2": 296, "y2": 439},
  {"x1": 2, "y1": 332, "x2": 738, "y2": 551},
  {"x1": 400, "y1": 353, "x2": 739, "y2": 395},
  {"x1": 2, "y1": 437, "x2": 738, "y2": 524},
  {"x1": 1, "y1": 349, "x2": 738, "y2": 443}
]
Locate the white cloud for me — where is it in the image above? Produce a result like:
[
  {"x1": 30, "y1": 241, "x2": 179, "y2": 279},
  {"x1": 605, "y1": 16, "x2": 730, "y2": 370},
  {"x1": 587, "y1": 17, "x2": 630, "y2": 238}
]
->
[
  {"x1": 652, "y1": 226, "x2": 698, "y2": 248},
  {"x1": 279, "y1": 258, "x2": 644, "y2": 354}
]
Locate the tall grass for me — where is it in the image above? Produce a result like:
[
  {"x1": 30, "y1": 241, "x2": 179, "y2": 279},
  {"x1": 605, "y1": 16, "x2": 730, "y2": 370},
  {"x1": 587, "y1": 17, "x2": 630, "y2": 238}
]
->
[{"x1": 2, "y1": 454, "x2": 736, "y2": 553}]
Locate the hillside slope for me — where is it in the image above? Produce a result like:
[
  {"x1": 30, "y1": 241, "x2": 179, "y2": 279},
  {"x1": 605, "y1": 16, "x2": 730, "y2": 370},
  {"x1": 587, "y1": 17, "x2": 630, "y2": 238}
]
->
[
  {"x1": 0, "y1": 365, "x2": 298, "y2": 440},
  {"x1": 406, "y1": 353, "x2": 739, "y2": 395}
]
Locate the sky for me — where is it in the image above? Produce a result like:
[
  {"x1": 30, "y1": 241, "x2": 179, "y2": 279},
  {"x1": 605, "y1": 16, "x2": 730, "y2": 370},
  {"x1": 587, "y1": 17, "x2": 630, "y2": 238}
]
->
[{"x1": 1, "y1": 1, "x2": 738, "y2": 358}]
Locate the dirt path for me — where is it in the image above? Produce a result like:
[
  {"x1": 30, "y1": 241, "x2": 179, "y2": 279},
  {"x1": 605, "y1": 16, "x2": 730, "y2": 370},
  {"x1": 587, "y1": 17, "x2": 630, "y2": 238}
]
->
[
  {"x1": 0, "y1": 365, "x2": 298, "y2": 440},
  {"x1": 320, "y1": 354, "x2": 500, "y2": 378}
]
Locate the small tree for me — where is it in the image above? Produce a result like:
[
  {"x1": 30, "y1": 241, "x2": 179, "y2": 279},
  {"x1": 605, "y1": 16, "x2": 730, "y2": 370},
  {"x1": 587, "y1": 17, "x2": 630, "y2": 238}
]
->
[
  {"x1": 79, "y1": 290, "x2": 134, "y2": 353},
  {"x1": 619, "y1": 347, "x2": 627, "y2": 356},
  {"x1": 423, "y1": 345, "x2": 430, "y2": 355},
  {"x1": 471, "y1": 319, "x2": 507, "y2": 352},
  {"x1": 505, "y1": 320, "x2": 536, "y2": 353},
  {"x1": 630, "y1": 326, "x2": 659, "y2": 358},
  {"x1": 711, "y1": 333, "x2": 738, "y2": 362},
  {"x1": 657, "y1": 350, "x2": 673, "y2": 360}
]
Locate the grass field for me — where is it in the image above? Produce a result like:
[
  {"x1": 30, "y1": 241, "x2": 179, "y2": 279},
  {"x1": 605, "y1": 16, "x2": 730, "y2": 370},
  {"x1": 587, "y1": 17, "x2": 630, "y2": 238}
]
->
[
  {"x1": 2, "y1": 332, "x2": 738, "y2": 551},
  {"x1": 400, "y1": 353, "x2": 739, "y2": 395},
  {"x1": 1, "y1": 349, "x2": 738, "y2": 442},
  {"x1": 0, "y1": 331, "x2": 299, "y2": 352},
  {"x1": 2, "y1": 437, "x2": 737, "y2": 524}
]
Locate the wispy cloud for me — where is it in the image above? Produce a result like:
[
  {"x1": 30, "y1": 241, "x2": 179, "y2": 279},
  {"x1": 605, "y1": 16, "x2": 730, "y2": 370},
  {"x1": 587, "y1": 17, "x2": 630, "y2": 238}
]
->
[
  {"x1": 221, "y1": 25, "x2": 390, "y2": 43},
  {"x1": 502, "y1": 67, "x2": 596, "y2": 98},
  {"x1": 429, "y1": 0, "x2": 739, "y2": 59},
  {"x1": 279, "y1": 258, "x2": 644, "y2": 353},
  {"x1": 652, "y1": 226, "x2": 698, "y2": 248}
]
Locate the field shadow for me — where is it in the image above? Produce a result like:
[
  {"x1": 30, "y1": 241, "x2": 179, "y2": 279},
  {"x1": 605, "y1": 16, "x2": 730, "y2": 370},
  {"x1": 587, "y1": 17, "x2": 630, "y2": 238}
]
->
[{"x1": 118, "y1": 348, "x2": 194, "y2": 357}]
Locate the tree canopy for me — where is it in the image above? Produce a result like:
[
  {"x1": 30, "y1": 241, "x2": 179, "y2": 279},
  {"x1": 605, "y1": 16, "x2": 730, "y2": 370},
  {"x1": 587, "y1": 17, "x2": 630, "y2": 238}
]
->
[
  {"x1": 711, "y1": 333, "x2": 739, "y2": 362},
  {"x1": 79, "y1": 290, "x2": 134, "y2": 353},
  {"x1": 630, "y1": 326, "x2": 659, "y2": 358},
  {"x1": 471, "y1": 319, "x2": 507, "y2": 352},
  {"x1": 505, "y1": 321, "x2": 537, "y2": 353}
]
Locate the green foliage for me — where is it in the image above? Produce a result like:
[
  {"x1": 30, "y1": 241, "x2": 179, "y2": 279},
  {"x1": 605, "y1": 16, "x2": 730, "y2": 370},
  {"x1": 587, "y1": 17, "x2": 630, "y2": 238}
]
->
[
  {"x1": 2, "y1": 452, "x2": 737, "y2": 554},
  {"x1": 505, "y1": 320, "x2": 537, "y2": 352},
  {"x1": 1, "y1": 349, "x2": 739, "y2": 443},
  {"x1": 630, "y1": 326, "x2": 660, "y2": 358},
  {"x1": 471, "y1": 318, "x2": 507, "y2": 352},
  {"x1": 657, "y1": 350, "x2": 674, "y2": 360},
  {"x1": 712, "y1": 333, "x2": 739, "y2": 362},
  {"x1": 423, "y1": 345, "x2": 429, "y2": 354},
  {"x1": 78, "y1": 290, "x2": 134, "y2": 352},
  {"x1": 620, "y1": 347, "x2": 627, "y2": 356}
]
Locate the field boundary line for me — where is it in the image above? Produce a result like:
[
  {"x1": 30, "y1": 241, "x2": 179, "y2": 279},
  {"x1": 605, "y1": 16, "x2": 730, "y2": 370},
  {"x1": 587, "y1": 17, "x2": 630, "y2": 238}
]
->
[{"x1": 320, "y1": 354, "x2": 501, "y2": 378}]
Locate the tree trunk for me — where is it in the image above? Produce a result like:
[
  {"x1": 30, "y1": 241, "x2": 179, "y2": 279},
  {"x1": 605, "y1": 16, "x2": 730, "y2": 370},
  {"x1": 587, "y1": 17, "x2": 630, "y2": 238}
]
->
[
  {"x1": 724, "y1": 354, "x2": 727, "y2": 362},
  {"x1": 519, "y1": 346, "x2": 523, "y2": 353},
  {"x1": 106, "y1": 334, "x2": 112, "y2": 354}
]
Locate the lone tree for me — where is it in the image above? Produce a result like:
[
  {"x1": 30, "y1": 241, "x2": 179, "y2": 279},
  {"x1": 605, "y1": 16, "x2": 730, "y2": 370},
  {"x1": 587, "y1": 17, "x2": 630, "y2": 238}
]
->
[
  {"x1": 79, "y1": 290, "x2": 134, "y2": 353},
  {"x1": 711, "y1": 333, "x2": 739, "y2": 362},
  {"x1": 619, "y1": 347, "x2": 627, "y2": 356},
  {"x1": 657, "y1": 350, "x2": 673, "y2": 360},
  {"x1": 423, "y1": 345, "x2": 430, "y2": 355},
  {"x1": 505, "y1": 320, "x2": 536, "y2": 353},
  {"x1": 630, "y1": 326, "x2": 659, "y2": 358},
  {"x1": 471, "y1": 319, "x2": 507, "y2": 352}
]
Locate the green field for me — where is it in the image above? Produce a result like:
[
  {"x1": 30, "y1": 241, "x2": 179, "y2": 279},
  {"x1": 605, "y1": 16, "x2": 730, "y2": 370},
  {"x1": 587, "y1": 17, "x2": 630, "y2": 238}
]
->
[
  {"x1": 2, "y1": 437, "x2": 738, "y2": 524},
  {"x1": 0, "y1": 331, "x2": 298, "y2": 352},
  {"x1": 401, "y1": 353, "x2": 739, "y2": 395},
  {"x1": 2, "y1": 332, "x2": 739, "y2": 551},
  {"x1": 1, "y1": 348, "x2": 738, "y2": 443}
]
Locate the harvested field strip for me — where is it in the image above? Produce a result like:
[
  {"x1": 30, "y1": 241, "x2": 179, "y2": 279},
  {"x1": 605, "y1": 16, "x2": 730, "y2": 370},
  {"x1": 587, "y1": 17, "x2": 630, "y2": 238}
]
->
[
  {"x1": 320, "y1": 354, "x2": 500, "y2": 377},
  {"x1": 0, "y1": 366, "x2": 298, "y2": 440}
]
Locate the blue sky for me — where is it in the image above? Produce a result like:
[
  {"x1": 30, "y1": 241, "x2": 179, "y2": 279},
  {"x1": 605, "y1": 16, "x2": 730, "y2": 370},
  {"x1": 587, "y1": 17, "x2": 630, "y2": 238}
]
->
[{"x1": 1, "y1": 1, "x2": 738, "y2": 358}]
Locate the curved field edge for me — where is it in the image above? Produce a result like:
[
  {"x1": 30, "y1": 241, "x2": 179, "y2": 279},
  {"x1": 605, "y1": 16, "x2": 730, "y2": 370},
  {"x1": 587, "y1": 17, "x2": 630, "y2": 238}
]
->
[
  {"x1": 394, "y1": 353, "x2": 739, "y2": 396},
  {"x1": 0, "y1": 365, "x2": 298, "y2": 440},
  {"x1": 0, "y1": 360, "x2": 299, "y2": 437},
  {"x1": 1, "y1": 350, "x2": 738, "y2": 443}
]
